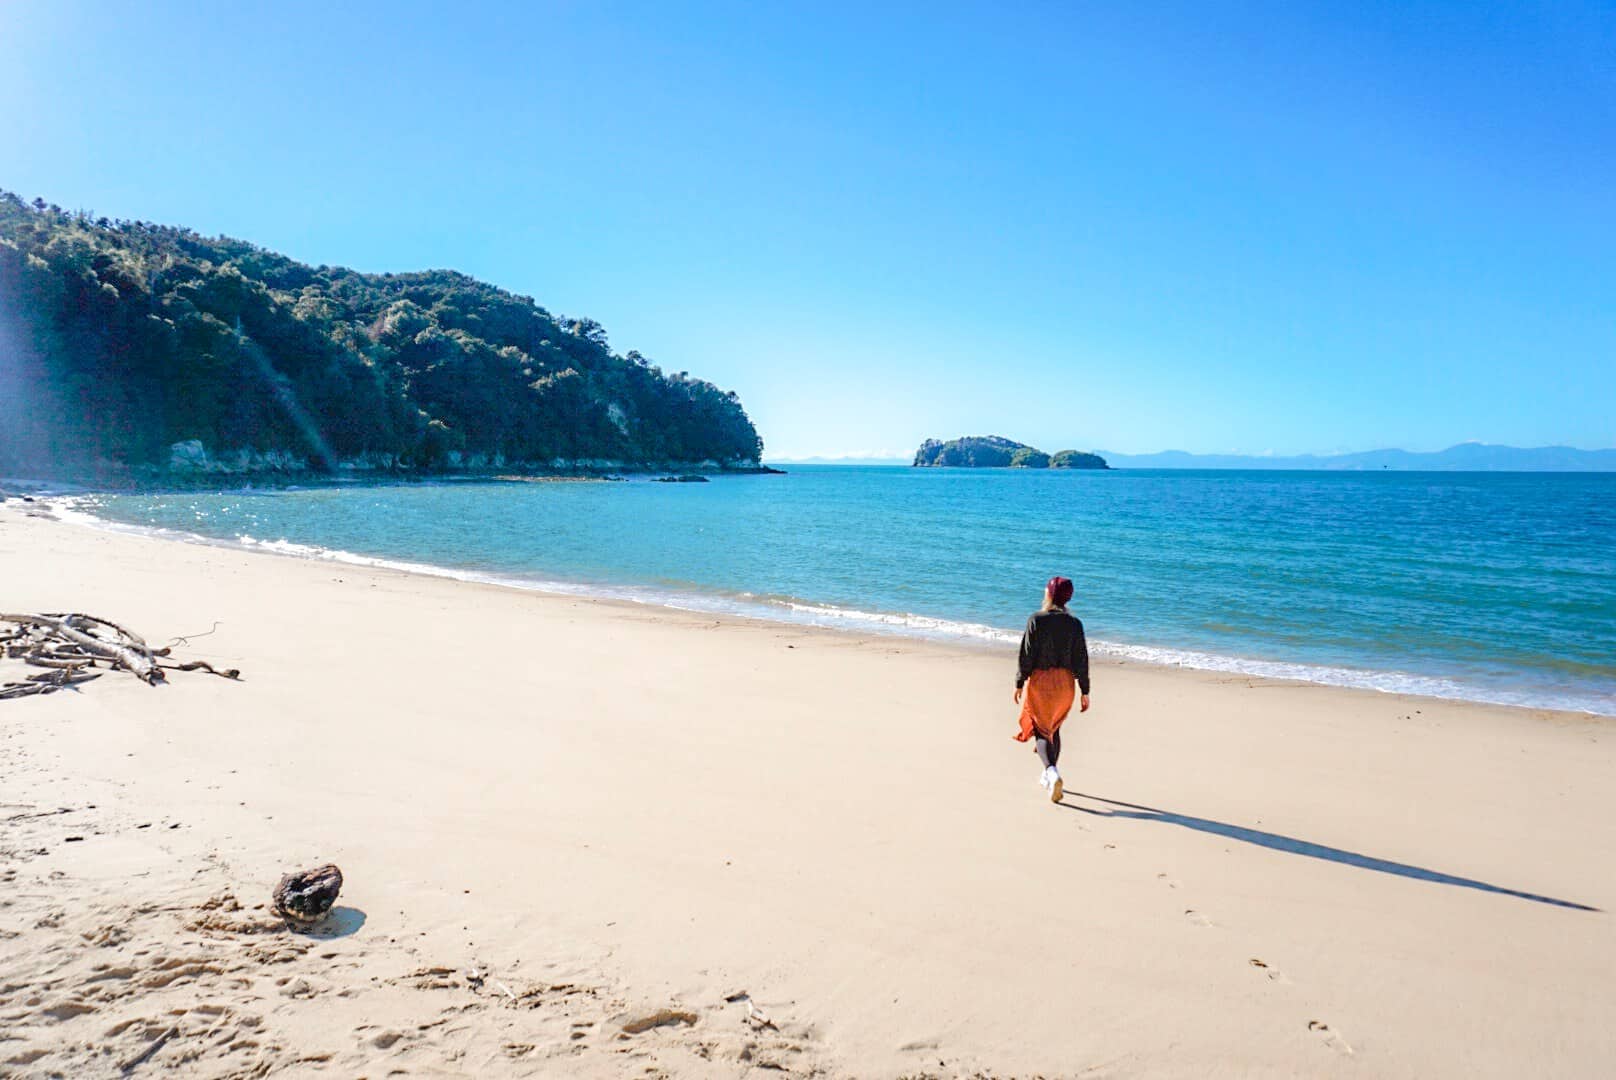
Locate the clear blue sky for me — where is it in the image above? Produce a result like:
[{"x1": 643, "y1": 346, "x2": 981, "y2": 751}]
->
[{"x1": 4, "y1": 1, "x2": 1612, "y2": 458}]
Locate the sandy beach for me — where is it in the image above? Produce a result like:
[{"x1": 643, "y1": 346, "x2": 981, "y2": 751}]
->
[{"x1": 1, "y1": 499, "x2": 1612, "y2": 1078}]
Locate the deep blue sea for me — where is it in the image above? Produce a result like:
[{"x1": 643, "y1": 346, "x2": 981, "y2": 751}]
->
[{"x1": 64, "y1": 466, "x2": 1616, "y2": 715}]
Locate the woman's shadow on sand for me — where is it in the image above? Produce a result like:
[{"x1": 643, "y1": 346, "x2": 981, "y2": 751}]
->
[{"x1": 1059, "y1": 792, "x2": 1600, "y2": 912}]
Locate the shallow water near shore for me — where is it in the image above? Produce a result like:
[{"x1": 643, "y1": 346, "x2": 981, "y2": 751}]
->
[{"x1": 63, "y1": 466, "x2": 1616, "y2": 715}]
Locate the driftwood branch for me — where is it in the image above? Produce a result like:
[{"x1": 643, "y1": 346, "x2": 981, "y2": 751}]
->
[
  {"x1": 56, "y1": 612, "x2": 149, "y2": 648},
  {"x1": 21, "y1": 655, "x2": 92, "y2": 670},
  {"x1": 117, "y1": 1024, "x2": 178, "y2": 1072},
  {"x1": 160, "y1": 659, "x2": 242, "y2": 679},
  {"x1": 0, "y1": 668, "x2": 101, "y2": 700},
  {"x1": 167, "y1": 621, "x2": 222, "y2": 648}
]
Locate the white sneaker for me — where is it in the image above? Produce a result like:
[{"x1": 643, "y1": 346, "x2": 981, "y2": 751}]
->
[
  {"x1": 1049, "y1": 768, "x2": 1064, "y2": 803},
  {"x1": 1038, "y1": 767, "x2": 1053, "y2": 789}
]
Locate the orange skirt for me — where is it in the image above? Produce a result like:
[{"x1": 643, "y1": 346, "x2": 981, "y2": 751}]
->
[{"x1": 1015, "y1": 667, "x2": 1075, "y2": 742}]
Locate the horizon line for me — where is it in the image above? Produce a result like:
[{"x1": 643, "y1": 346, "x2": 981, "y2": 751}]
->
[{"x1": 768, "y1": 440, "x2": 1616, "y2": 463}]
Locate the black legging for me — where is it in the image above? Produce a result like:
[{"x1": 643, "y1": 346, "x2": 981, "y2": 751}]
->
[{"x1": 1034, "y1": 729, "x2": 1061, "y2": 769}]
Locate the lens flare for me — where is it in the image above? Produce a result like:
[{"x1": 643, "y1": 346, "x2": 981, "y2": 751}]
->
[{"x1": 233, "y1": 325, "x2": 338, "y2": 473}]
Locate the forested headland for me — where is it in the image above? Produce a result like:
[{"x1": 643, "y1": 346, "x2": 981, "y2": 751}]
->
[{"x1": 0, "y1": 191, "x2": 764, "y2": 479}]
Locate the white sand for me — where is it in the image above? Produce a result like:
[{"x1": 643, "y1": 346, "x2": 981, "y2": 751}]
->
[{"x1": 1, "y1": 502, "x2": 1612, "y2": 1078}]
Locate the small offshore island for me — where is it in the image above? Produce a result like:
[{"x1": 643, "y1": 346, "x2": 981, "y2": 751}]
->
[{"x1": 913, "y1": 435, "x2": 1109, "y2": 469}]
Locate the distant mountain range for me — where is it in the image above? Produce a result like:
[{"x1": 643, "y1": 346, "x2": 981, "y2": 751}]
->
[{"x1": 1096, "y1": 443, "x2": 1616, "y2": 472}]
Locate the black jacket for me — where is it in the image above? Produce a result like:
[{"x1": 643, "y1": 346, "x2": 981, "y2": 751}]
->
[{"x1": 1016, "y1": 609, "x2": 1091, "y2": 694}]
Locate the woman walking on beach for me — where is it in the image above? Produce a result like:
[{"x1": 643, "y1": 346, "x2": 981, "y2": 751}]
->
[{"x1": 1014, "y1": 576, "x2": 1091, "y2": 802}]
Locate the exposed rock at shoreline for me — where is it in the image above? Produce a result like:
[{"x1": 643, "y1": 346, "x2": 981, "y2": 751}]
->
[{"x1": 124, "y1": 439, "x2": 776, "y2": 486}]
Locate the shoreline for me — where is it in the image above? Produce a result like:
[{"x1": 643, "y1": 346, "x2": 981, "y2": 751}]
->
[
  {"x1": 2, "y1": 503, "x2": 1613, "y2": 1077},
  {"x1": 0, "y1": 462, "x2": 787, "y2": 497},
  {"x1": 28, "y1": 491, "x2": 1614, "y2": 720}
]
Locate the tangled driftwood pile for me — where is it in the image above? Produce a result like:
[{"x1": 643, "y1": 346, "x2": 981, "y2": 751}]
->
[{"x1": 0, "y1": 613, "x2": 241, "y2": 701}]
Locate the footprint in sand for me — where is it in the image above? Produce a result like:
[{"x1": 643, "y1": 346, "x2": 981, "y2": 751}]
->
[
  {"x1": 1183, "y1": 908, "x2": 1216, "y2": 927},
  {"x1": 277, "y1": 976, "x2": 320, "y2": 999},
  {"x1": 142, "y1": 958, "x2": 228, "y2": 988},
  {"x1": 84, "y1": 964, "x2": 138, "y2": 983},
  {"x1": 1308, "y1": 1019, "x2": 1353, "y2": 1055},
  {"x1": 1247, "y1": 957, "x2": 1288, "y2": 983},
  {"x1": 41, "y1": 999, "x2": 97, "y2": 1021}
]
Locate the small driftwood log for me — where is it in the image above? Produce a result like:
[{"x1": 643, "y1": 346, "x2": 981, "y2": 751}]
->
[{"x1": 272, "y1": 864, "x2": 344, "y2": 927}]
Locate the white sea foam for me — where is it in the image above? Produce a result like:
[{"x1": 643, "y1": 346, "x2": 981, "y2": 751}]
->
[
  {"x1": 782, "y1": 601, "x2": 1020, "y2": 644},
  {"x1": 1091, "y1": 640, "x2": 1552, "y2": 708},
  {"x1": 44, "y1": 496, "x2": 1616, "y2": 717}
]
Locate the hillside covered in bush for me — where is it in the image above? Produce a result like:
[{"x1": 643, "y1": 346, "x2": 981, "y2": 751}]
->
[{"x1": 0, "y1": 192, "x2": 763, "y2": 477}]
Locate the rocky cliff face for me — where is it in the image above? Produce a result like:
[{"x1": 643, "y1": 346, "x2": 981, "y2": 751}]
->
[{"x1": 913, "y1": 437, "x2": 1108, "y2": 469}]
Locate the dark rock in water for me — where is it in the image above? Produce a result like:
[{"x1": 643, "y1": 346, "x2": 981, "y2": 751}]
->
[
  {"x1": 653, "y1": 474, "x2": 710, "y2": 483},
  {"x1": 272, "y1": 864, "x2": 343, "y2": 926}
]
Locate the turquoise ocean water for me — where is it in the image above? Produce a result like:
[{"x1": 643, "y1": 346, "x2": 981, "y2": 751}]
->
[{"x1": 63, "y1": 467, "x2": 1616, "y2": 715}]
